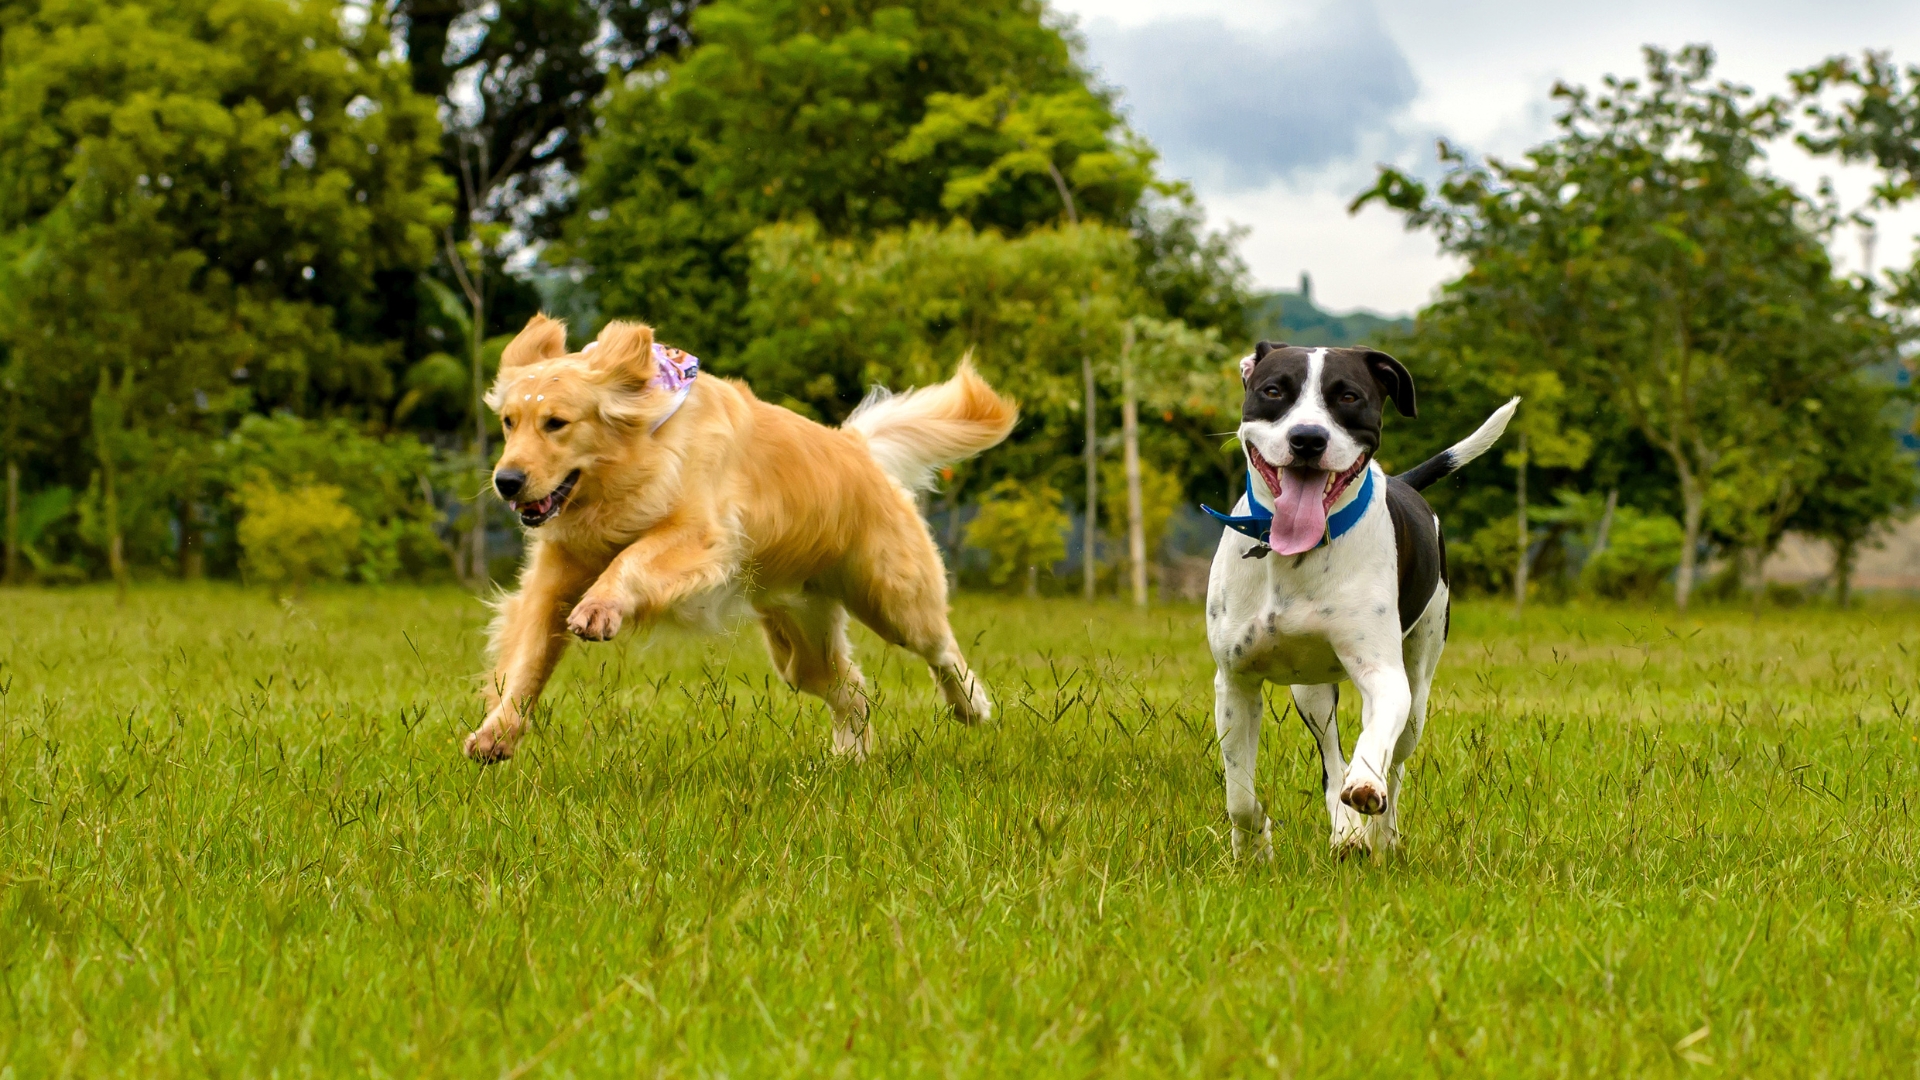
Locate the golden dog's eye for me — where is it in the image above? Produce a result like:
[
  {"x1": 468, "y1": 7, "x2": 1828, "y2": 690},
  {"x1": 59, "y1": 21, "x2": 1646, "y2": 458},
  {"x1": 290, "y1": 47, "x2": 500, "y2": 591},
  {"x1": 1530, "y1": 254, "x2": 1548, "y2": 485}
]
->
[
  {"x1": 502, "y1": 417, "x2": 515, "y2": 431},
  {"x1": 544, "y1": 417, "x2": 568, "y2": 433}
]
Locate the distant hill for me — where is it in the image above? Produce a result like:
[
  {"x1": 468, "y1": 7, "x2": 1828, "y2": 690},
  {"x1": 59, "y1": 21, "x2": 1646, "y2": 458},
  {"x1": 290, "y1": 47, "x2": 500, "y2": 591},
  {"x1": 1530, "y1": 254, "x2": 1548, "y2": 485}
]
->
[{"x1": 1249, "y1": 273, "x2": 1413, "y2": 348}]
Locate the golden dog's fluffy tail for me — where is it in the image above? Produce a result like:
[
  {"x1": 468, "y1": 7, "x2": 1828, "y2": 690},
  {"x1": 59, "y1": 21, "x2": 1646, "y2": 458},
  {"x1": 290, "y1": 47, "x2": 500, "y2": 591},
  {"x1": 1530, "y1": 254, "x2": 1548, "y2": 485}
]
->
[{"x1": 843, "y1": 359, "x2": 1018, "y2": 491}]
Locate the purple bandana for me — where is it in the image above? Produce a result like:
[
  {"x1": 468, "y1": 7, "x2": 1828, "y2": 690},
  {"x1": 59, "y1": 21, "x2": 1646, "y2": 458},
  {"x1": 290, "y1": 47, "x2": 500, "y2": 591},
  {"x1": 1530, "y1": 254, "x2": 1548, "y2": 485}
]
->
[{"x1": 649, "y1": 342, "x2": 699, "y2": 432}]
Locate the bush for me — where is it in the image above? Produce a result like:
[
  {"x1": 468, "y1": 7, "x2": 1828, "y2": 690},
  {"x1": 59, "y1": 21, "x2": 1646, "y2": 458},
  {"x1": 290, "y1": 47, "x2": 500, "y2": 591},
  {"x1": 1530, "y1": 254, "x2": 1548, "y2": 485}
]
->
[
  {"x1": 965, "y1": 479, "x2": 1069, "y2": 596},
  {"x1": 216, "y1": 416, "x2": 451, "y2": 582},
  {"x1": 1450, "y1": 515, "x2": 1523, "y2": 596},
  {"x1": 1582, "y1": 508, "x2": 1683, "y2": 599},
  {"x1": 236, "y1": 481, "x2": 361, "y2": 593}
]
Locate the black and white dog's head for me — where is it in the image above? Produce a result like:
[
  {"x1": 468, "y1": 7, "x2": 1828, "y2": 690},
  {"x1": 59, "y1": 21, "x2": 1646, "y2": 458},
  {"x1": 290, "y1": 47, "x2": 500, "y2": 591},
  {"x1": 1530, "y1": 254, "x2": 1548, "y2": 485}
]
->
[{"x1": 1236, "y1": 342, "x2": 1416, "y2": 555}]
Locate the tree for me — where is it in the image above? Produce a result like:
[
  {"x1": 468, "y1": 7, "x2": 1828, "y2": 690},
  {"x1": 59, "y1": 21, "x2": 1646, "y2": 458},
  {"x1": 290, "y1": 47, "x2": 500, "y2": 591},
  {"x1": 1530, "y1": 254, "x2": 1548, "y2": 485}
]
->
[
  {"x1": 890, "y1": 83, "x2": 1153, "y2": 226},
  {"x1": 1109, "y1": 314, "x2": 1229, "y2": 605},
  {"x1": 1792, "y1": 52, "x2": 1920, "y2": 211},
  {"x1": 396, "y1": 0, "x2": 697, "y2": 240},
  {"x1": 1782, "y1": 381, "x2": 1918, "y2": 606},
  {"x1": 0, "y1": 0, "x2": 452, "y2": 518},
  {"x1": 1359, "y1": 46, "x2": 1897, "y2": 609},
  {"x1": 567, "y1": 0, "x2": 1191, "y2": 358}
]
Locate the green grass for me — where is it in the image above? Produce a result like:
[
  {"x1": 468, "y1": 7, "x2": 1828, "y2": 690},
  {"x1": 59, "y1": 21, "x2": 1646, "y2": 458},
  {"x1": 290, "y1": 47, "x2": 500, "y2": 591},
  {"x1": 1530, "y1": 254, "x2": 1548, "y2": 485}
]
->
[{"x1": 3, "y1": 585, "x2": 1919, "y2": 1077}]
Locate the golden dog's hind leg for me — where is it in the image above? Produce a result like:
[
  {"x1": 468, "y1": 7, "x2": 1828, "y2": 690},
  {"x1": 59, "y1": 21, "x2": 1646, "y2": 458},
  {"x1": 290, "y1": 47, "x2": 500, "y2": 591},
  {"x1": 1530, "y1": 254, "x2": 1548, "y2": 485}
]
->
[
  {"x1": 845, "y1": 533, "x2": 992, "y2": 727},
  {"x1": 468, "y1": 541, "x2": 598, "y2": 763},
  {"x1": 758, "y1": 597, "x2": 873, "y2": 759}
]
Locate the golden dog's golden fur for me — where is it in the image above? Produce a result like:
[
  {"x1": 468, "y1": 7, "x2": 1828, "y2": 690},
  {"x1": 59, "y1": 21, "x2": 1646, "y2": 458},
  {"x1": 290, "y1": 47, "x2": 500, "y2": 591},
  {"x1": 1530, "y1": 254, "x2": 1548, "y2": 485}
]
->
[{"x1": 465, "y1": 314, "x2": 1018, "y2": 762}]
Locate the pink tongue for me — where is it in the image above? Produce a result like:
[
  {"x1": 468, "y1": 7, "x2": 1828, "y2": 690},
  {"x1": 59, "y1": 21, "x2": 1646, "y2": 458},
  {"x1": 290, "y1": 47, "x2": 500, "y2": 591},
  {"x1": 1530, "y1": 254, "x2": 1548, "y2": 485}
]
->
[{"x1": 1268, "y1": 468, "x2": 1328, "y2": 555}]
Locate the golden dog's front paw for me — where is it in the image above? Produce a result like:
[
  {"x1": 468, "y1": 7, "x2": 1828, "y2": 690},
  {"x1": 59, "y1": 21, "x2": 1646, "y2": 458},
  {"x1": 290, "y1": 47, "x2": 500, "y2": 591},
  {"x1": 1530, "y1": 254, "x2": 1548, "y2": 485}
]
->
[
  {"x1": 464, "y1": 725, "x2": 518, "y2": 764},
  {"x1": 567, "y1": 596, "x2": 625, "y2": 641}
]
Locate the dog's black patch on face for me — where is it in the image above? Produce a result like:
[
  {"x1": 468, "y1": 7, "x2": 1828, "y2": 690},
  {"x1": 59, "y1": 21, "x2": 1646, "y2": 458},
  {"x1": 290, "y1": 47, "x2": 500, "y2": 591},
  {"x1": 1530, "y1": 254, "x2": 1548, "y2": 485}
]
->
[
  {"x1": 1316, "y1": 350, "x2": 1388, "y2": 458},
  {"x1": 1242, "y1": 348, "x2": 1311, "y2": 424},
  {"x1": 1242, "y1": 347, "x2": 1416, "y2": 460}
]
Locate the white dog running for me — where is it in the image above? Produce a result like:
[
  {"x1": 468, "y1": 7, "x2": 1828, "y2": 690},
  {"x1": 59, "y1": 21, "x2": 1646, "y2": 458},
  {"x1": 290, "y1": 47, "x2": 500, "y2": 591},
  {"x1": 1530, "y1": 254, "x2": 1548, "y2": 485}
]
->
[{"x1": 1204, "y1": 342, "x2": 1517, "y2": 857}]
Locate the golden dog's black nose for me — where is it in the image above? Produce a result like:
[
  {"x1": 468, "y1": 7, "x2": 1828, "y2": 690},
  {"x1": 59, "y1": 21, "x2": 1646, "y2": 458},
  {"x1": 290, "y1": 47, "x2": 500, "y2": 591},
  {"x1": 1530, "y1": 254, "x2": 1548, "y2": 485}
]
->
[{"x1": 494, "y1": 469, "x2": 527, "y2": 499}]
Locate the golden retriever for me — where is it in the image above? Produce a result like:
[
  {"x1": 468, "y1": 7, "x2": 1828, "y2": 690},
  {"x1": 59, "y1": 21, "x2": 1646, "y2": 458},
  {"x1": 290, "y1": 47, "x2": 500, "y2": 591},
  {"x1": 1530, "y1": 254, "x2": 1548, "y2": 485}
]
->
[{"x1": 464, "y1": 314, "x2": 1018, "y2": 763}]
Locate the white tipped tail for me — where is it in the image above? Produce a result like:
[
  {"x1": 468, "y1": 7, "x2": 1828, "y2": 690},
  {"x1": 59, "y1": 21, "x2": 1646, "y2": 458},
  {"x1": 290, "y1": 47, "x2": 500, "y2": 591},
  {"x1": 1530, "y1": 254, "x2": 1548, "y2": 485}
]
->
[
  {"x1": 1450, "y1": 396, "x2": 1520, "y2": 467},
  {"x1": 843, "y1": 359, "x2": 1018, "y2": 491},
  {"x1": 1395, "y1": 397, "x2": 1520, "y2": 491}
]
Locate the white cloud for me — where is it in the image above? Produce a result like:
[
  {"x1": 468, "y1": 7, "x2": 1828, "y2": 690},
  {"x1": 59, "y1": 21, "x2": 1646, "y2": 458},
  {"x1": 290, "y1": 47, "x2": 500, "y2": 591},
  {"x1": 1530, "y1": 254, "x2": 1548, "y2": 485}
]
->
[
  {"x1": 1055, "y1": 0, "x2": 1920, "y2": 314},
  {"x1": 1081, "y1": 4, "x2": 1423, "y2": 190}
]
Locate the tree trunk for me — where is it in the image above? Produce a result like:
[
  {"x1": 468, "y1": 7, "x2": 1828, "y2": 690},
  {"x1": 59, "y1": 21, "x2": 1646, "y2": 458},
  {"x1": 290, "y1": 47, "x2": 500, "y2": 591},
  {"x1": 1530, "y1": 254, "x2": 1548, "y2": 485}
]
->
[
  {"x1": 1083, "y1": 355, "x2": 1097, "y2": 602},
  {"x1": 177, "y1": 496, "x2": 203, "y2": 580},
  {"x1": 1675, "y1": 468, "x2": 1704, "y2": 612},
  {"x1": 1589, "y1": 488, "x2": 1618, "y2": 563},
  {"x1": 1834, "y1": 535, "x2": 1856, "y2": 609},
  {"x1": 1513, "y1": 431, "x2": 1528, "y2": 617},
  {"x1": 1025, "y1": 562, "x2": 1038, "y2": 600},
  {"x1": 4, "y1": 460, "x2": 17, "y2": 585},
  {"x1": 469, "y1": 292, "x2": 489, "y2": 587},
  {"x1": 1120, "y1": 326, "x2": 1146, "y2": 608},
  {"x1": 102, "y1": 454, "x2": 127, "y2": 602}
]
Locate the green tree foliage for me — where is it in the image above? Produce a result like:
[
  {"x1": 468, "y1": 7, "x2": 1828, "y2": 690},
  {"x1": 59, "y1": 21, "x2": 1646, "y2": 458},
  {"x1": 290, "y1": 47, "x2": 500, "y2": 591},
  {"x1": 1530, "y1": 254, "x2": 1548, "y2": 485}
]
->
[
  {"x1": 396, "y1": 0, "x2": 696, "y2": 238},
  {"x1": 890, "y1": 83, "x2": 1153, "y2": 224},
  {"x1": 739, "y1": 219, "x2": 1237, "y2": 514},
  {"x1": 1360, "y1": 46, "x2": 1908, "y2": 608},
  {"x1": 568, "y1": 0, "x2": 1244, "y2": 359},
  {"x1": 0, "y1": 0, "x2": 452, "y2": 493},
  {"x1": 964, "y1": 477, "x2": 1066, "y2": 596},
  {"x1": 741, "y1": 219, "x2": 1140, "y2": 417},
  {"x1": 1793, "y1": 52, "x2": 1920, "y2": 212}
]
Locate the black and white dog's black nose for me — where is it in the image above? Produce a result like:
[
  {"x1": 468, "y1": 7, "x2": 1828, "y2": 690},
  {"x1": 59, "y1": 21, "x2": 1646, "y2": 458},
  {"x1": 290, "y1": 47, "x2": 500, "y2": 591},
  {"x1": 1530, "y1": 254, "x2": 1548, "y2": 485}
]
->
[
  {"x1": 494, "y1": 469, "x2": 527, "y2": 499},
  {"x1": 1287, "y1": 425, "x2": 1329, "y2": 459}
]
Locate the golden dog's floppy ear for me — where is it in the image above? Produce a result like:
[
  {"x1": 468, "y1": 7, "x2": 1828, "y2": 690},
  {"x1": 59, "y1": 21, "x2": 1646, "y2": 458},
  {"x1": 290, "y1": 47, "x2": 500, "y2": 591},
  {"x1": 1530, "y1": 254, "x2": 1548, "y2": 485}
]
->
[
  {"x1": 500, "y1": 314, "x2": 568, "y2": 369},
  {"x1": 588, "y1": 320, "x2": 657, "y2": 387}
]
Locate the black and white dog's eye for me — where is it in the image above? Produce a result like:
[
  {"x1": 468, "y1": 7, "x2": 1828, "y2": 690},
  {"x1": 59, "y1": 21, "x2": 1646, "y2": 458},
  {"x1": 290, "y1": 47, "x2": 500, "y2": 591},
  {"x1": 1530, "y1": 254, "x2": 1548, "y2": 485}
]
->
[
  {"x1": 1262, "y1": 385, "x2": 1282, "y2": 398},
  {"x1": 544, "y1": 417, "x2": 568, "y2": 432},
  {"x1": 1339, "y1": 392, "x2": 1359, "y2": 404}
]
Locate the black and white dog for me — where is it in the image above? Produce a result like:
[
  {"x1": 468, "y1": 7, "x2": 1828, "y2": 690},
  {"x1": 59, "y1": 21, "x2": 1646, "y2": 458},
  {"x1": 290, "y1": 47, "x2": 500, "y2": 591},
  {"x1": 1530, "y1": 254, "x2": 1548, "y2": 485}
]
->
[{"x1": 1205, "y1": 342, "x2": 1517, "y2": 857}]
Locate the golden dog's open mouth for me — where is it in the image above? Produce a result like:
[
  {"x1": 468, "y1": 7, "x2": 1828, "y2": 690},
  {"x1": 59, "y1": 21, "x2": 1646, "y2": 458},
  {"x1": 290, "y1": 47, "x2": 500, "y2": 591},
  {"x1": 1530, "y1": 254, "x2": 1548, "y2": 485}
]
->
[{"x1": 511, "y1": 470, "x2": 579, "y2": 527}]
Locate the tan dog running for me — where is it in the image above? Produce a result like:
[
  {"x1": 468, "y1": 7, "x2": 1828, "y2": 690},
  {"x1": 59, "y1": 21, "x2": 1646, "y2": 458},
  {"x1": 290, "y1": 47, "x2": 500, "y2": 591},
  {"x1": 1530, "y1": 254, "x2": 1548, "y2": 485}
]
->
[{"x1": 465, "y1": 314, "x2": 1018, "y2": 763}]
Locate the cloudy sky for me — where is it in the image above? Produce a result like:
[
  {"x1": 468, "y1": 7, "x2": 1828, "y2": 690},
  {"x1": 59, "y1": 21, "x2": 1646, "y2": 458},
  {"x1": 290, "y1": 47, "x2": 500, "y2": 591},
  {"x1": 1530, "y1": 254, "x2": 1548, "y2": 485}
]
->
[{"x1": 1052, "y1": 0, "x2": 1920, "y2": 314}]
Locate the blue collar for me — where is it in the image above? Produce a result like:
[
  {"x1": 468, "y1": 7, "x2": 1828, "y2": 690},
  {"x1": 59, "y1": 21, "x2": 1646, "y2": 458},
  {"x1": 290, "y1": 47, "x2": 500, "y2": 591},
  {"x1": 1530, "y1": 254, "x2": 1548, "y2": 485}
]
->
[{"x1": 1203, "y1": 464, "x2": 1376, "y2": 552}]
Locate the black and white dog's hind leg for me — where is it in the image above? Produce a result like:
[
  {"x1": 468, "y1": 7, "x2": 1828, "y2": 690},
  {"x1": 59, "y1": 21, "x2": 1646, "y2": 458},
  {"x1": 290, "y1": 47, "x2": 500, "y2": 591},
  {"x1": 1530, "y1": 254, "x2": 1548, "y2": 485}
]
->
[{"x1": 1291, "y1": 683, "x2": 1369, "y2": 851}]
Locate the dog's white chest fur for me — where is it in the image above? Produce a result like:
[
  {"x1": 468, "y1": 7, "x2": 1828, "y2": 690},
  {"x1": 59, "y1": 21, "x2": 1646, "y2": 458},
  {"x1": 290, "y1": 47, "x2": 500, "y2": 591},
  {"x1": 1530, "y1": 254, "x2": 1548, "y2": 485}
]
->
[{"x1": 1204, "y1": 463, "x2": 1401, "y2": 686}]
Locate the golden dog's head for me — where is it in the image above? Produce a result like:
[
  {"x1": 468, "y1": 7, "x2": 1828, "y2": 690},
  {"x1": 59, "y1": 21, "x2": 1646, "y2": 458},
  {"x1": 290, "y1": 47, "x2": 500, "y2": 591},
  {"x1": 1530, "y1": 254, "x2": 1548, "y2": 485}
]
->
[{"x1": 485, "y1": 315, "x2": 681, "y2": 529}]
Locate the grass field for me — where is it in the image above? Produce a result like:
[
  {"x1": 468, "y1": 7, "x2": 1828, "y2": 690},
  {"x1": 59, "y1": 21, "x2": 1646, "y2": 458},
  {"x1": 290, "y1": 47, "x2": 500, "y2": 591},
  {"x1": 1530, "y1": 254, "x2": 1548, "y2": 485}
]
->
[{"x1": 3, "y1": 585, "x2": 1919, "y2": 1077}]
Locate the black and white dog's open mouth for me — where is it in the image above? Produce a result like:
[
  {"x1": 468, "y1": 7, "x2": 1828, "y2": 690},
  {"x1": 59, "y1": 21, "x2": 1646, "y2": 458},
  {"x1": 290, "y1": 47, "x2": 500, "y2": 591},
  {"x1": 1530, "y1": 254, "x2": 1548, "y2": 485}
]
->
[
  {"x1": 1249, "y1": 450, "x2": 1370, "y2": 513},
  {"x1": 1248, "y1": 450, "x2": 1370, "y2": 555},
  {"x1": 510, "y1": 470, "x2": 579, "y2": 527}
]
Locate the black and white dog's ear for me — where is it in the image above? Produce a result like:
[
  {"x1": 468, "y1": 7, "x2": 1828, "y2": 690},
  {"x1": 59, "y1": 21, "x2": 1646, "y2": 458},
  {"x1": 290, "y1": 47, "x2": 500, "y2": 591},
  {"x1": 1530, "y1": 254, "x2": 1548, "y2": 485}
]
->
[
  {"x1": 1364, "y1": 349, "x2": 1417, "y2": 417},
  {"x1": 1241, "y1": 341, "x2": 1287, "y2": 386}
]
